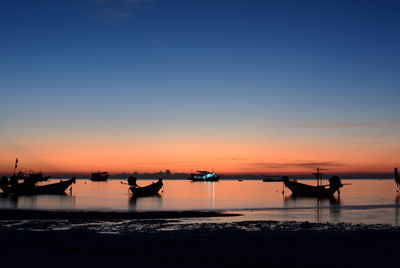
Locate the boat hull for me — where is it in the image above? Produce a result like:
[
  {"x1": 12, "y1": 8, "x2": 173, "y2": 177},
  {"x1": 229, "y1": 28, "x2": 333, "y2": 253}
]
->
[
  {"x1": 262, "y1": 178, "x2": 283, "y2": 182},
  {"x1": 284, "y1": 180, "x2": 338, "y2": 197},
  {"x1": 0, "y1": 178, "x2": 75, "y2": 195},
  {"x1": 190, "y1": 175, "x2": 220, "y2": 182},
  {"x1": 90, "y1": 177, "x2": 109, "y2": 181},
  {"x1": 130, "y1": 181, "x2": 163, "y2": 197},
  {"x1": 90, "y1": 172, "x2": 109, "y2": 181}
]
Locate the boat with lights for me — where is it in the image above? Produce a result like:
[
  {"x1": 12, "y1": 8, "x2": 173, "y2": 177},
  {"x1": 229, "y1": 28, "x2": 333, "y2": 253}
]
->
[{"x1": 189, "y1": 171, "x2": 220, "y2": 182}]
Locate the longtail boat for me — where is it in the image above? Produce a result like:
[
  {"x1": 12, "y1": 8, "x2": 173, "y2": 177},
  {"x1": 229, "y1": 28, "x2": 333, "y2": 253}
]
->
[
  {"x1": 0, "y1": 177, "x2": 76, "y2": 195},
  {"x1": 28, "y1": 171, "x2": 51, "y2": 182},
  {"x1": 283, "y1": 168, "x2": 344, "y2": 197},
  {"x1": 127, "y1": 177, "x2": 163, "y2": 197}
]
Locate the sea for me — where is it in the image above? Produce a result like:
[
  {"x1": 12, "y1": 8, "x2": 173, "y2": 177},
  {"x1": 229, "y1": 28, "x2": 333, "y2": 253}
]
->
[{"x1": 1, "y1": 179, "x2": 399, "y2": 225}]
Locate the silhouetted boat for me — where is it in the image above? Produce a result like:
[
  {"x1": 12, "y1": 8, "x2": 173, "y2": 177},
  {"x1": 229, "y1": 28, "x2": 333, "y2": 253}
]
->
[
  {"x1": 283, "y1": 168, "x2": 343, "y2": 197},
  {"x1": 90, "y1": 171, "x2": 109, "y2": 181},
  {"x1": 128, "y1": 178, "x2": 163, "y2": 197},
  {"x1": 189, "y1": 171, "x2": 220, "y2": 182},
  {"x1": 0, "y1": 177, "x2": 76, "y2": 195},
  {"x1": 28, "y1": 171, "x2": 51, "y2": 182},
  {"x1": 9, "y1": 171, "x2": 50, "y2": 182}
]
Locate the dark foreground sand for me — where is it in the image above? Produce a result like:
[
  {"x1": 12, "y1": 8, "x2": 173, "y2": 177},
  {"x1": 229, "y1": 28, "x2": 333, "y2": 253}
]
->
[{"x1": 0, "y1": 209, "x2": 399, "y2": 268}]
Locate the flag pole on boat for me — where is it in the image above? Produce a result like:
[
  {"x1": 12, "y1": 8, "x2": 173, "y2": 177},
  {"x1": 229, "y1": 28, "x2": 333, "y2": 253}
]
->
[{"x1": 13, "y1": 158, "x2": 18, "y2": 175}]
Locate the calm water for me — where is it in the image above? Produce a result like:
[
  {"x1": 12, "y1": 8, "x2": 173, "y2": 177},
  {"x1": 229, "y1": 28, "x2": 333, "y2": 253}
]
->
[{"x1": 1, "y1": 179, "x2": 399, "y2": 225}]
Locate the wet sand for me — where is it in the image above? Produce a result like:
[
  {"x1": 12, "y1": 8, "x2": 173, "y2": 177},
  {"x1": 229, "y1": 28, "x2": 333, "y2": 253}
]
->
[
  {"x1": 0, "y1": 208, "x2": 240, "y2": 220},
  {"x1": 1, "y1": 209, "x2": 399, "y2": 267}
]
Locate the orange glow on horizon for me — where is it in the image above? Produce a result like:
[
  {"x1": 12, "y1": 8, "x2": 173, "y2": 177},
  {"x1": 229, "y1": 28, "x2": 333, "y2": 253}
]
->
[{"x1": 0, "y1": 132, "x2": 399, "y2": 175}]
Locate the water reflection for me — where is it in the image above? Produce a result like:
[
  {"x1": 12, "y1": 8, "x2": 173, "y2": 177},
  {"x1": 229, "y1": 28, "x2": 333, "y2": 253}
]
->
[
  {"x1": 328, "y1": 196, "x2": 342, "y2": 223},
  {"x1": 0, "y1": 193, "x2": 75, "y2": 210},
  {"x1": 0, "y1": 194, "x2": 19, "y2": 209},
  {"x1": 129, "y1": 194, "x2": 163, "y2": 211},
  {"x1": 189, "y1": 181, "x2": 216, "y2": 209},
  {"x1": 1, "y1": 180, "x2": 400, "y2": 225},
  {"x1": 283, "y1": 195, "x2": 341, "y2": 223},
  {"x1": 395, "y1": 193, "x2": 400, "y2": 224}
]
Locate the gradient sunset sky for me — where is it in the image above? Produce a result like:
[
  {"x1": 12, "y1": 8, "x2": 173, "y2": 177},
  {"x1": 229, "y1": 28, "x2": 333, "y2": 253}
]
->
[{"x1": 1, "y1": 0, "x2": 399, "y2": 175}]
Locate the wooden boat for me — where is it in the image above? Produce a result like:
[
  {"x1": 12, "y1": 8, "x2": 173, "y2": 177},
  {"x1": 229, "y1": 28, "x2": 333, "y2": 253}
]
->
[
  {"x1": 283, "y1": 168, "x2": 343, "y2": 197},
  {"x1": 189, "y1": 171, "x2": 220, "y2": 182},
  {"x1": 28, "y1": 171, "x2": 51, "y2": 182},
  {"x1": 90, "y1": 171, "x2": 109, "y2": 181},
  {"x1": 0, "y1": 177, "x2": 76, "y2": 195},
  {"x1": 5, "y1": 159, "x2": 51, "y2": 182},
  {"x1": 129, "y1": 179, "x2": 163, "y2": 197}
]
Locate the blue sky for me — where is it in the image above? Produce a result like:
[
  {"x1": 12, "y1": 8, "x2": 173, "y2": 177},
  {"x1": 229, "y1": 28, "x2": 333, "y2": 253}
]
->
[{"x1": 0, "y1": 0, "x2": 399, "y2": 173}]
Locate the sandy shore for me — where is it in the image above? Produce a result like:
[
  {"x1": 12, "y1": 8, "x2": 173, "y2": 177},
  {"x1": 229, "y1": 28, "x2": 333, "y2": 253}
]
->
[
  {"x1": 1, "y1": 209, "x2": 399, "y2": 267},
  {"x1": 0, "y1": 208, "x2": 240, "y2": 220}
]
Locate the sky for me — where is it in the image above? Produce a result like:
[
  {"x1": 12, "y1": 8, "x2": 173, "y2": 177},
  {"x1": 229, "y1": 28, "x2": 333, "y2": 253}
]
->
[{"x1": 0, "y1": 0, "x2": 400, "y2": 175}]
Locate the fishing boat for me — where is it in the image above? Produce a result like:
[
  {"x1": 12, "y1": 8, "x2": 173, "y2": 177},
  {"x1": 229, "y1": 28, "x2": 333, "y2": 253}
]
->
[
  {"x1": 28, "y1": 171, "x2": 51, "y2": 182},
  {"x1": 90, "y1": 171, "x2": 109, "y2": 181},
  {"x1": 127, "y1": 177, "x2": 163, "y2": 197},
  {"x1": 0, "y1": 177, "x2": 76, "y2": 195},
  {"x1": 283, "y1": 168, "x2": 343, "y2": 197},
  {"x1": 4, "y1": 159, "x2": 50, "y2": 182},
  {"x1": 189, "y1": 171, "x2": 220, "y2": 182}
]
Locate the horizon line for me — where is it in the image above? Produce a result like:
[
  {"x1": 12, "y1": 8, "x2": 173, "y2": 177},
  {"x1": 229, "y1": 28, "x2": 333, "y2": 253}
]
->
[{"x1": 0, "y1": 170, "x2": 396, "y2": 177}]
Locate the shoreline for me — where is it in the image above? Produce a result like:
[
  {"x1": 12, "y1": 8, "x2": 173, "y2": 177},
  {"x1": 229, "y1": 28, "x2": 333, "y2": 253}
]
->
[
  {"x1": 1, "y1": 217, "x2": 399, "y2": 267},
  {"x1": 0, "y1": 208, "x2": 241, "y2": 220}
]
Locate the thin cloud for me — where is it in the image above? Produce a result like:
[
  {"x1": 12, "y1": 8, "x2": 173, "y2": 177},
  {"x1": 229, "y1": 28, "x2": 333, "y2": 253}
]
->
[
  {"x1": 217, "y1": 157, "x2": 247, "y2": 161},
  {"x1": 89, "y1": 0, "x2": 152, "y2": 19},
  {"x1": 231, "y1": 158, "x2": 247, "y2": 161},
  {"x1": 99, "y1": 7, "x2": 133, "y2": 18},
  {"x1": 89, "y1": 0, "x2": 109, "y2": 3},
  {"x1": 122, "y1": 0, "x2": 147, "y2": 3},
  {"x1": 249, "y1": 161, "x2": 345, "y2": 169},
  {"x1": 90, "y1": 0, "x2": 149, "y2": 4},
  {"x1": 274, "y1": 121, "x2": 400, "y2": 130},
  {"x1": 150, "y1": 39, "x2": 165, "y2": 45}
]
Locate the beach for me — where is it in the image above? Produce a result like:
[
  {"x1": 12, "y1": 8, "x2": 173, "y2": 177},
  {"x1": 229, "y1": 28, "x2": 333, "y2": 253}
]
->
[
  {"x1": 1, "y1": 180, "x2": 400, "y2": 267},
  {"x1": 3, "y1": 0, "x2": 400, "y2": 267},
  {"x1": 1, "y1": 209, "x2": 399, "y2": 267}
]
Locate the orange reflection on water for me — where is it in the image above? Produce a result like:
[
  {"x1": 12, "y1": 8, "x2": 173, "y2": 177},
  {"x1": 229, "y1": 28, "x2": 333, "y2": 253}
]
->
[{"x1": 1, "y1": 179, "x2": 400, "y2": 225}]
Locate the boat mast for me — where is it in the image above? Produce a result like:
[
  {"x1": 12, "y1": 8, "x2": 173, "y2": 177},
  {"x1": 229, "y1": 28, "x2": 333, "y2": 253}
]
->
[{"x1": 313, "y1": 168, "x2": 324, "y2": 186}]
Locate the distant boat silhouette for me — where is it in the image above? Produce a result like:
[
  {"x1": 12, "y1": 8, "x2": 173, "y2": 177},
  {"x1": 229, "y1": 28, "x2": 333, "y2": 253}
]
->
[
  {"x1": 283, "y1": 168, "x2": 344, "y2": 197},
  {"x1": 189, "y1": 171, "x2": 220, "y2": 182},
  {"x1": 127, "y1": 177, "x2": 163, "y2": 197},
  {"x1": 395, "y1": 168, "x2": 400, "y2": 192},
  {"x1": 90, "y1": 171, "x2": 109, "y2": 181}
]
